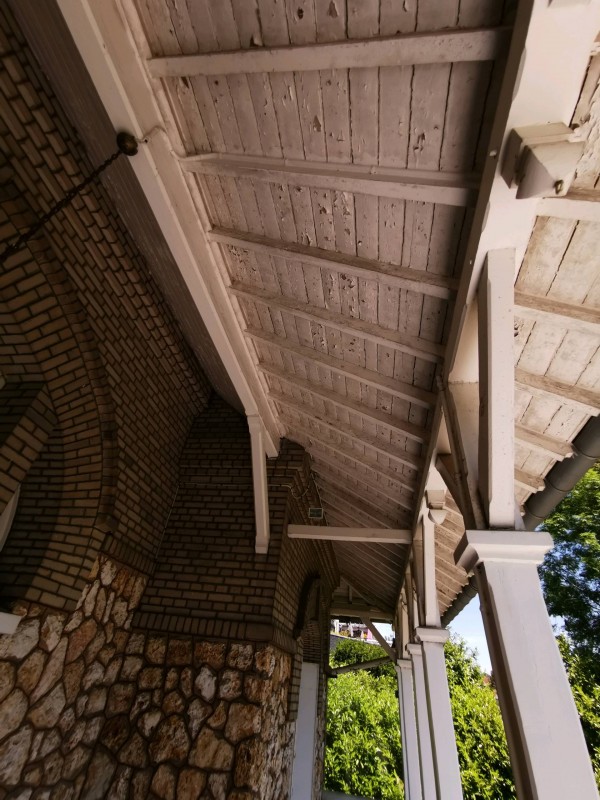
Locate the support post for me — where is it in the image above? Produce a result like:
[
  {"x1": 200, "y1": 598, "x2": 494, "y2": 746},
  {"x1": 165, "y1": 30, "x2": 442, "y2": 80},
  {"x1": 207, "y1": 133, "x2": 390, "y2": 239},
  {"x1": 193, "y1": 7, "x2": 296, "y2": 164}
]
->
[
  {"x1": 416, "y1": 627, "x2": 463, "y2": 800},
  {"x1": 247, "y1": 415, "x2": 270, "y2": 554},
  {"x1": 396, "y1": 660, "x2": 423, "y2": 800},
  {"x1": 456, "y1": 531, "x2": 599, "y2": 799},
  {"x1": 407, "y1": 643, "x2": 437, "y2": 800},
  {"x1": 290, "y1": 662, "x2": 319, "y2": 800}
]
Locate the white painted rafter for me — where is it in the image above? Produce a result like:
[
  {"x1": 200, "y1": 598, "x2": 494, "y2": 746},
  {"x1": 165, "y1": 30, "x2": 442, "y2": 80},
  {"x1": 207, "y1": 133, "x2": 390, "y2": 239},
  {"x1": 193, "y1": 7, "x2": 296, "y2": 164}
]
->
[
  {"x1": 516, "y1": 369, "x2": 600, "y2": 416},
  {"x1": 184, "y1": 154, "x2": 476, "y2": 206},
  {"x1": 514, "y1": 424, "x2": 574, "y2": 460},
  {"x1": 288, "y1": 525, "x2": 411, "y2": 545},
  {"x1": 272, "y1": 391, "x2": 422, "y2": 471},
  {"x1": 515, "y1": 291, "x2": 600, "y2": 337},
  {"x1": 246, "y1": 327, "x2": 436, "y2": 408},
  {"x1": 211, "y1": 226, "x2": 457, "y2": 299},
  {"x1": 148, "y1": 26, "x2": 508, "y2": 77},
  {"x1": 259, "y1": 363, "x2": 427, "y2": 443},
  {"x1": 229, "y1": 281, "x2": 444, "y2": 364}
]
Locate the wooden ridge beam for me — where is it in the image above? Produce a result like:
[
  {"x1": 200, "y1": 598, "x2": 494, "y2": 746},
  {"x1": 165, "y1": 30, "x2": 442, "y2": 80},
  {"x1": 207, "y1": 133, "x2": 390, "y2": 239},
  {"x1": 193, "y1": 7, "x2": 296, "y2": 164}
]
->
[
  {"x1": 210, "y1": 226, "x2": 457, "y2": 299},
  {"x1": 246, "y1": 327, "x2": 436, "y2": 408},
  {"x1": 288, "y1": 525, "x2": 411, "y2": 544},
  {"x1": 514, "y1": 424, "x2": 574, "y2": 461},
  {"x1": 259, "y1": 363, "x2": 427, "y2": 443},
  {"x1": 271, "y1": 390, "x2": 423, "y2": 471},
  {"x1": 185, "y1": 154, "x2": 476, "y2": 206},
  {"x1": 515, "y1": 368, "x2": 600, "y2": 416},
  {"x1": 515, "y1": 291, "x2": 600, "y2": 337},
  {"x1": 229, "y1": 280, "x2": 444, "y2": 363},
  {"x1": 149, "y1": 27, "x2": 508, "y2": 76}
]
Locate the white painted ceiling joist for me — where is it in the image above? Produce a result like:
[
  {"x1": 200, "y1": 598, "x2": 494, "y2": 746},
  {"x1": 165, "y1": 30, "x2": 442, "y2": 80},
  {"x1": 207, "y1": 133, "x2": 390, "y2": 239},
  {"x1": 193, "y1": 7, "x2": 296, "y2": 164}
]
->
[
  {"x1": 148, "y1": 26, "x2": 509, "y2": 77},
  {"x1": 184, "y1": 155, "x2": 476, "y2": 207},
  {"x1": 246, "y1": 327, "x2": 436, "y2": 408},
  {"x1": 515, "y1": 424, "x2": 574, "y2": 461},
  {"x1": 288, "y1": 525, "x2": 411, "y2": 545},
  {"x1": 259, "y1": 364, "x2": 427, "y2": 443},
  {"x1": 230, "y1": 281, "x2": 444, "y2": 364},
  {"x1": 210, "y1": 227, "x2": 457, "y2": 300},
  {"x1": 515, "y1": 291, "x2": 600, "y2": 337},
  {"x1": 516, "y1": 368, "x2": 600, "y2": 416},
  {"x1": 272, "y1": 393, "x2": 422, "y2": 471},
  {"x1": 537, "y1": 192, "x2": 600, "y2": 223}
]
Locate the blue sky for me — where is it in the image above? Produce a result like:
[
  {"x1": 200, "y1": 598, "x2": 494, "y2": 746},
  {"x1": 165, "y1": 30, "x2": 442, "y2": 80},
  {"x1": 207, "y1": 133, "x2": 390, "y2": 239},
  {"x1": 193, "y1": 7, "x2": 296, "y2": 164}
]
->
[{"x1": 448, "y1": 596, "x2": 492, "y2": 672}]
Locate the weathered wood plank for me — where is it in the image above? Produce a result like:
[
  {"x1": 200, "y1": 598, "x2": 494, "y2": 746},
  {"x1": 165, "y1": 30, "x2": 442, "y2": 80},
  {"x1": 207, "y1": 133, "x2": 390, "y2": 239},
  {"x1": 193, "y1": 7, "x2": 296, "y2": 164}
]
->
[
  {"x1": 182, "y1": 154, "x2": 478, "y2": 206},
  {"x1": 148, "y1": 27, "x2": 509, "y2": 76},
  {"x1": 288, "y1": 525, "x2": 411, "y2": 544}
]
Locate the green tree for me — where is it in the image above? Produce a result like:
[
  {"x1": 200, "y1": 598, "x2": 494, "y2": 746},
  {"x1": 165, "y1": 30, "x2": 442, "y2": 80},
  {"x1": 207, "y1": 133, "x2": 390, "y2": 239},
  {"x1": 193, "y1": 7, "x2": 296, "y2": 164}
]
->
[
  {"x1": 445, "y1": 637, "x2": 514, "y2": 799},
  {"x1": 324, "y1": 637, "x2": 514, "y2": 800},
  {"x1": 539, "y1": 463, "x2": 600, "y2": 675},
  {"x1": 325, "y1": 640, "x2": 404, "y2": 800}
]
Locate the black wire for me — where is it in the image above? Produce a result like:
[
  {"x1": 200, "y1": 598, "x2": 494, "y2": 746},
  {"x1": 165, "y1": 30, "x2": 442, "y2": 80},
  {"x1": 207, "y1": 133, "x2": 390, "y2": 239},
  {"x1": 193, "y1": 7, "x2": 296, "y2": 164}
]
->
[{"x1": 0, "y1": 147, "x2": 124, "y2": 265}]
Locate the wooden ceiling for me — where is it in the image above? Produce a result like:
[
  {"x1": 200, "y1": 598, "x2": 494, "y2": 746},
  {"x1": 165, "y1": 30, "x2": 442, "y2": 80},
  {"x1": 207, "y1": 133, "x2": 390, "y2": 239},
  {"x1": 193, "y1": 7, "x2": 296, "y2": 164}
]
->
[{"x1": 52, "y1": 0, "x2": 600, "y2": 618}]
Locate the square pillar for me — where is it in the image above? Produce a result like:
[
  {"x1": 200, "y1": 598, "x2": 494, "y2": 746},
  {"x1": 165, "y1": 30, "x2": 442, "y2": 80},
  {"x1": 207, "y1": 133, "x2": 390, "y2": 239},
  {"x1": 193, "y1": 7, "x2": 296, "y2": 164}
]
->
[
  {"x1": 291, "y1": 662, "x2": 319, "y2": 800},
  {"x1": 407, "y1": 644, "x2": 436, "y2": 800},
  {"x1": 456, "y1": 530, "x2": 598, "y2": 799},
  {"x1": 416, "y1": 627, "x2": 463, "y2": 800},
  {"x1": 396, "y1": 659, "x2": 423, "y2": 800}
]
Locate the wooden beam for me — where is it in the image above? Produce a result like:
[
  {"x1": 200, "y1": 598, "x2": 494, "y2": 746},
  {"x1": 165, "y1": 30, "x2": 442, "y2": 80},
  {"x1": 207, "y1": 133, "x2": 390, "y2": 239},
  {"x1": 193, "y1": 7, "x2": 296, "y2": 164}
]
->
[
  {"x1": 246, "y1": 327, "x2": 435, "y2": 408},
  {"x1": 321, "y1": 496, "x2": 393, "y2": 532},
  {"x1": 260, "y1": 363, "x2": 428, "y2": 443},
  {"x1": 211, "y1": 227, "x2": 457, "y2": 299},
  {"x1": 515, "y1": 468, "x2": 545, "y2": 494},
  {"x1": 537, "y1": 189, "x2": 600, "y2": 223},
  {"x1": 515, "y1": 368, "x2": 600, "y2": 416},
  {"x1": 360, "y1": 617, "x2": 396, "y2": 660},
  {"x1": 230, "y1": 281, "x2": 444, "y2": 363},
  {"x1": 317, "y1": 471, "x2": 406, "y2": 521},
  {"x1": 330, "y1": 606, "x2": 393, "y2": 622},
  {"x1": 288, "y1": 525, "x2": 411, "y2": 544},
  {"x1": 149, "y1": 27, "x2": 508, "y2": 76},
  {"x1": 248, "y1": 415, "x2": 270, "y2": 553},
  {"x1": 316, "y1": 480, "x2": 403, "y2": 529},
  {"x1": 514, "y1": 424, "x2": 574, "y2": 461},
  {"x1": 515, "y1": 290, "x2": 600, "y2": 337},
  {"x1": 293, "y1": 425, "x2": 417, "y2": 492},
  {"x1": 271, "y1": 390, "x2": 423, "y2": 471},
  {"x1": 310, "y1": 453, "x2": 414, "y2": 511},
  {"x1": 185, "y1": 154, "x2": 476, "y2": 207}
]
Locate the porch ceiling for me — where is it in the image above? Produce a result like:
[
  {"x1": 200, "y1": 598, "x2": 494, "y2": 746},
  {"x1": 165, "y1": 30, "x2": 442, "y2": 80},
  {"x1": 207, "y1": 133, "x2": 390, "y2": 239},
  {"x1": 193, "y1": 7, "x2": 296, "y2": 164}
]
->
[{"x1": 53, "y1": 0, "x2": 600, "y2": 618}]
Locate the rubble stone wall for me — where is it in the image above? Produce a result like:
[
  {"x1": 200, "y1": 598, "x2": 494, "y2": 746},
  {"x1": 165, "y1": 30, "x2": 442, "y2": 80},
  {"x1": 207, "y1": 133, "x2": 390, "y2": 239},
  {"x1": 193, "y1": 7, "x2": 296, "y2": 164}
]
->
[{"x1": 0, "y1": 555, "x2": 295, "y2": 800}]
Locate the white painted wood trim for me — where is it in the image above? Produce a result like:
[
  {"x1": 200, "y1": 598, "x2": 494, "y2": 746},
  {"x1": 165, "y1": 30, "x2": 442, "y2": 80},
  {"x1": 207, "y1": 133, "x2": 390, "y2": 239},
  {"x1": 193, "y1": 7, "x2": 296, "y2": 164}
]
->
[
  {"x1": 407, "y1": 643, "x2": 437, "y2": 800},
  {"x1": 211, "y1": 226, "x2": 457, "y2": 299},
  {"x1": 422, "y1": 515, "x2": 441, "y2": 629},
  {"x1": 362, "y1": 618, "x2": 396, "y2": 660},
  {"x1": 230, "y1": 281, "x2": 445, "y2": 363},
  {"x1": 56, "y1": 0, "x2": 281, "y2": 457},
  {"x1": 515, "y1": 290, "x2": 600, "y2": 336},
  {"x1": 290, "y1": 662, "x2": 319, "y2": 800},
  {"x1": 537, "y1": 191, "x2": 600, "y2": 222},
  {"x1": 455, "y1": 530, "x2": 554, "y2": 573},
  {"x1": 246, "y1": 327, "x2": 435, "y2": 408},
  {"x1": 248, "y1": 415, "x2": 270, "y2": 554},
  {"x1": 288, "y1": 525, "x2": 411, "y2": 544},
  {"x1": 184, "y1": 155, "x2": 476, "y2": 207},
  {"x1": 478, "y1": 250, "x2": 516, "y2": 528},
  {"x1": 149, "y1": 27, "x2": 509, "y2": 77},
  {"x1": 396, "y1": 660, "x2": 424, "y2": 800}
]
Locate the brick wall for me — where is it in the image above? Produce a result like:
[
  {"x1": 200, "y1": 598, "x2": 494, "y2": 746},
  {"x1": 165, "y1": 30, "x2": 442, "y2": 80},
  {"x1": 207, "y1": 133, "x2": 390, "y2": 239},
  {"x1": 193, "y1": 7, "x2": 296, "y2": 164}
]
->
[{"x1": 0, "y1": 4, "x2": 211, "y2": 607}]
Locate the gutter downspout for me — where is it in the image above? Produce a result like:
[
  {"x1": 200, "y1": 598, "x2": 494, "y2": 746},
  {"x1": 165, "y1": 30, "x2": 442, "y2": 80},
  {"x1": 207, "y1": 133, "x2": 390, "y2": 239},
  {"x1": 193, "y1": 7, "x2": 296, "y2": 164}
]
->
[{"x1": 442, "y1": 416, "x2": 600, "y2": 626}]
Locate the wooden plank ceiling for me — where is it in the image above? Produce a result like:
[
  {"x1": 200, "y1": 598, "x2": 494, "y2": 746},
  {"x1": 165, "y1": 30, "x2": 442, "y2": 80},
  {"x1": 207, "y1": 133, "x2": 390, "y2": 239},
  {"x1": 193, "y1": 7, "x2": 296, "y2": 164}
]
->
[{"x1": 118, "y1": 0, "x2": 599, "y2": 616}]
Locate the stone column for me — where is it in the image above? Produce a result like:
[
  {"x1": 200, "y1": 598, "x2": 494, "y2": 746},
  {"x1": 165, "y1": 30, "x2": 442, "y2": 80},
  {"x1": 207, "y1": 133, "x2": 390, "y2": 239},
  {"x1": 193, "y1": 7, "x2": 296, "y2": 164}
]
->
[
  {"x1": 396, "y1": 659, "x2": 423, "y2": 800},
  {"x1": 456, "y1": 530, "x2": 599, "y2": 800},
  {"x1": 416, "y1": 627, "x2": 463, "y2": 800},
  {"x1": 291, "y1": 662, "x2": 319, "y2": 800},
  {"x1": 407, "y1": 643, "x2": 436, "y2": 800}
]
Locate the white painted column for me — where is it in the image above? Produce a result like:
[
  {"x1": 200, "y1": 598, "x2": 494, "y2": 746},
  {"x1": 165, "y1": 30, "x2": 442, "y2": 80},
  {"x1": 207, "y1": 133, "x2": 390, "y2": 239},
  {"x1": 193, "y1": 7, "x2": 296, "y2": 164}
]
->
[
  {"x1": 247, "y1": 414, "x2": 270, "y2": 554},
  {"x1": 456, "y1": 530, "x2": 599, "y2": 800},
  {"x1": 407, "y1": 643, "x2": 436, "y2": 800},
  {"x1": 291, "y1": 662, "x2": 320, "y2": 800},
  {"x1": 417, "y1": 627, "x2": 463, "y2": 800},
  {"x1": 396, "y1": 659, "x2": 423, "y2": 800}
]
